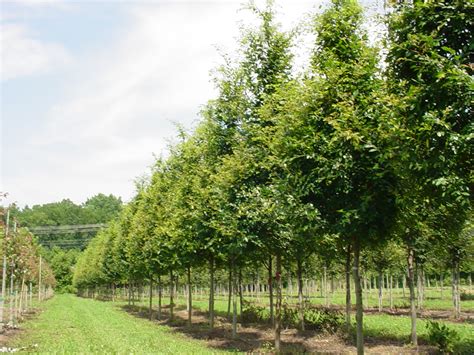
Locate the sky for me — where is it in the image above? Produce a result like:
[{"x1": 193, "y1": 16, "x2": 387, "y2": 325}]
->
[{"x1": 1, "y1": 0, "x2": 385, "y2": 208}]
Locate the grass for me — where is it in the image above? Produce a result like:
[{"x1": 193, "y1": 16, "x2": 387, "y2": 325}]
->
[
  {"x1": 133, "y1": 291, "x2": 474, "y2": 353},
  {"x1": 11, "y1": 294, "x2": 229, "y2": 354},
  {"x1": 12, "y1": 291, "x2": 473, "y2": 354},
  {"x1": 362, "y1": 314, "x2": 474, "y2": 353}
]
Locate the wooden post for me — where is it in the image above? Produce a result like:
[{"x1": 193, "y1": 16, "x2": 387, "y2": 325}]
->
[
  {"x1": 9, "y1": 266, "x2": 14, "y2": 325},
  {"x1": 0, "y1": 256, "x2": 6, "y2": 327},
  {"x1": 0, "y1": 209, "x2": 8, "y2": 327},
  {"x1": 38, "y1": 256, "x2": 42, "y2": 302}
]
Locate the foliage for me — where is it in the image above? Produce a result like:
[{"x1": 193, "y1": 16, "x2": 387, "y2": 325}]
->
[
  {"x1": 426, "y1": 321, "x2": 460, "y2": 354},
  {"x1": 282, "y1": 304, "x2": 344, "y2": 333},
  {"x1": 241, "y1": 301, "x2": 267, "y2": 323}
]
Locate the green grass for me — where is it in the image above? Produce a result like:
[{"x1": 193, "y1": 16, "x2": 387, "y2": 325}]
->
[
  {"x1": 136, "y1": 292, "x2": 474, "y2": 353},
  {"x1": 11, "y1": 294, "x2": 229, "y2": 354},
  {"x1": 363, "y1": 314, "x2": 474, "y2": 353}
]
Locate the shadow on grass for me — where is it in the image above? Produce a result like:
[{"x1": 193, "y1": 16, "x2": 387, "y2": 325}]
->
[
  {"x1": 344, "y1": 324, "x2": 474, "y2": 355},
  {"x1": 119, "y1": 303, "x2": 314, "y2": 353},
  {"x1": 118, "y1": 302, "x2": 473, "y2": 354}
]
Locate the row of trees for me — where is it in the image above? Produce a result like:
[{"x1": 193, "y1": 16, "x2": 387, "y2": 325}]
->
[
  {"x1": 6, "y1": 194, "x2": 123, "y2": 291},
  {"x1": 73, "y1": 1, "x2": 472, "y2": 353},
  {"x1": 0, "y1": 201, "x2": 56, "y2": 329}
]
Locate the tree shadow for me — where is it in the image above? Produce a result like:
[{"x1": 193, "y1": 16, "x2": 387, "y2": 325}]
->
[{"x1": 119, "y1": 303, "x2": 317, "y2": 353}]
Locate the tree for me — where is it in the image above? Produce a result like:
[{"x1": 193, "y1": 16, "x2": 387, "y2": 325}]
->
[
  {"x1": 386, "y1": 0, "x2": 473, "y2": 343},
  {"x1": 269, "y1": 1, "x2": 397, "y2": 352}
]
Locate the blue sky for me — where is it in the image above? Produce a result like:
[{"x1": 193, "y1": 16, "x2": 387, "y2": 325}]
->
[{"x1": 1, "y1": 0, "x2": 383, "y2": 207}]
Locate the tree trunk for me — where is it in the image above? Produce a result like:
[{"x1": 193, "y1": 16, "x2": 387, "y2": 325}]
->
[
  {"x1": 440, "y1": 273, "x2": 444, "y2": 300},
  {"x1": 402, "y1": 274, "x2": 406, "y2": 298},
  {"x1": 209, "y1": 256, "x2": 215, "y2": 329},
  {"x1": 389, "y1": 274, "x2": 393, "y2": 310},
  {"x1": 353, "y1": 238, "x2": 364, "y2": 355},
  {"x1": 256, "y1": 269, "x2": 260, "y2": 303},
  {"x1": 149, "y1": 279, "x2": 153, "y2": 321},
  {"x1": 452, "y1": 260, "x2": 460, "y2": 319},
  {"x1": 169, "y1": 270, "x2": 174, "y2": 321},
  {"x1": 324, "y1": 265, "x2": 329, "y2": 307},
  {"x1": 275, "y1": 254, "x2": 282, "y2": 352},
  {"x1": 158, "y1": 275, "x2": 162, "y2": 320},
  {"x1": 297, "y1": 259, "x2": 305, "y2": 331},
  {"x1": 187, "y1": 266, "x2": 192, "y2": 326},
  {"x1": 345, "y1": 244, "x2": 351, "y2": 331},
  {"x1": 268, "y1": 255, "x2": 274, "y2": 326},
  {"x1": 227, "y1": 262, "x2": 232, "y2": 319},
  {"x1": 363, "y1": 275, "x2": 368, "y2": 308},
  {"x1": 287, "y1": 269, "x2": 292, "y2": 301},
  {"x1": 378, "y1": 271, "x2": 383, "y2": 312},
  {"x1": 407, "y1": 245, "x2": 417, "y2": 346},
  {"x1": 238, "y1": 269, "x2": 243, "y2": 318},
  {"x1": 231, "y1": 259, "x2": 237, "y2": 339}
]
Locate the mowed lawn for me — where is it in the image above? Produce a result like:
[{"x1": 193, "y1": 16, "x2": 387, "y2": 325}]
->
[{"x1": 11, "y1": 294, "x2": 227, "y2": 354}]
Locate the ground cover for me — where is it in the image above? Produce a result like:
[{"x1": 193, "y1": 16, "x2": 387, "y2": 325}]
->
[{"x1": 7, "y1": 294, "x2": 227, "y2": 354}]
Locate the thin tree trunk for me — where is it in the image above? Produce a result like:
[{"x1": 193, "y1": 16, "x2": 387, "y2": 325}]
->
[
  {"x1": 149, "y1": 279, "x2": 153, "y2": 321},
  {"x1": 187, "y1": 266, "x2": 192, "y2": 326},
  {"x1": 287, "y1": 269, "x2": 292, "y2": 301},
  {"x1": 345, "y1": 245, "x2": 351, "y2": 331},
  {"x1": 297, "y1": 259, "x2": 305, "y2": 331},
  {"x1": 440, "y1": 273, "x2": 444, "y2": 300},
  {"x1": 378, "y1": 271, "x2": 383, "y2": 312},
  {"x1": 353, "y1": 238, "x2": 364, "y2": 355},
  {"x1": 363, "y1": 275, "x2": 368, "y2": 308},
  {"x1": 402, "y1": 274, "x2": 406, "y2": 298},
  {"x1": 407, "y1": 245, "x2": 417, "y2": 346},
  {"x1": 227, "y1": 262, "x2": 232, "y2": 319},
  {"x1": 10, "y1": 265, "x2": 14, "y2": 325},
  {"x1": 169, "y1": 270, "x2": 174, "y2": 321},
  {"x1": 324, "y1": 265, "x2": 329, "y2": 307},
  {"x1": 268, "y1": 255, "x2": 274, "y2": 326},
  {"x1": 0, "y1": 256, "x2": 6, "y2": 328},
  {"x1": 389, "y1": 274, "x2": 393, "y2": 310},
  {"x1": 238, "y1": 269, "x2": 243, "y2": 318},
  {"x1": 452, "y1": 260, "x2": 460, "y2": 319},
  {"x1": 158, "y1": 275, "x2": 162, "y2": 320},
  {"x1": 231, "y1": 259, "x2": 237, "y2": 339},
  {"x1": 456, "y1": 265, "x2": 461, "y2": 316},
  {"x1": 275, "y1": 254, "x2": 282, "y2": 352},
  {"x1": 256, "y1": 269, "x2": 260, "y2": 303},
  {"x1": 209, "y1": 256, "x2": 215, "y2": 329}
]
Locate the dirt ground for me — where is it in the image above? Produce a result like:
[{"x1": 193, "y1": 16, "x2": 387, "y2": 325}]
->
[
  {"x1": 0, "y1": 309, "x2": 39, "y2": 351},
  {"x1": 123, "y1": 305, "x2": 440, "y2": 354}
]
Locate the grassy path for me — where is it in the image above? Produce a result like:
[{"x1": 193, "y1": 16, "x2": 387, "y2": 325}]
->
[{"x1": 11, "y1": 294, "x2": 226, "y2": 354}]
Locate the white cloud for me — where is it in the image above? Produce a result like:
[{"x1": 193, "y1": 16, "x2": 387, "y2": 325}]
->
[
  {"x1": 0, "y1": 23, "x2": 70, "y2": 81},
  {"x1": 5, "y1": 0, "x2": 366, "y2": 207}
]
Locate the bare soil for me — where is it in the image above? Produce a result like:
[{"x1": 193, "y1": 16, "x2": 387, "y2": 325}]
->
[{"x1": 122, "y1": 304, "x2": 439, "y2": 354}]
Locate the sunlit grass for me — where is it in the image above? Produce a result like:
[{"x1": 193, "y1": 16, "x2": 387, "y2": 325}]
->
[{"x1": 11, "y1": 294, "x2": 229, "y2": 353}]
